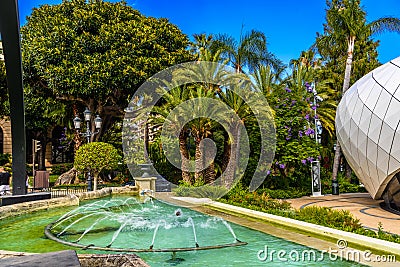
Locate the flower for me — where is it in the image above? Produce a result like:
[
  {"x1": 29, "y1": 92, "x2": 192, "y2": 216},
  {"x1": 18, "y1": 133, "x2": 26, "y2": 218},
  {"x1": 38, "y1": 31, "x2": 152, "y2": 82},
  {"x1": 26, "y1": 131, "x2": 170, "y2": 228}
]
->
[
  {"x1": 267, "y1": 170, "x2": 271, "y2": 175},
  {"x1": 307, "y1": 157, "x2": 314, "y2": 163},
  {"x1": 298, "y1": 131, "x2": 303, "y2": 137},
  {"x1": 301, "y1": 159, "x2": 307, "y2": 165},
  {"x1": 305, "y1": 128, "x2": 315, "y2": 136},
  {"x1": 305, "y1": 114, "x2": 310, "y2": 120},
  {"x1": 285, "y1": 88, "x2": 292, "y2": 93},
  {"x1": 279, "y1": 163, "x2": 285, "y2": 169}
]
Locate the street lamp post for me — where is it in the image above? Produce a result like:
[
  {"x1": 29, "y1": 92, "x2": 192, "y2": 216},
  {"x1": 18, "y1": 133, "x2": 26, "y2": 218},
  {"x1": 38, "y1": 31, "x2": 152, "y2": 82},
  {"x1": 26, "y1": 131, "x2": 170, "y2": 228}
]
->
[
  {"x1": 73, "y1": 107, "x2": 102, "y2": 191},
  {"x1": 311, "y1": 84, "x2": 323, "y2": 197}
]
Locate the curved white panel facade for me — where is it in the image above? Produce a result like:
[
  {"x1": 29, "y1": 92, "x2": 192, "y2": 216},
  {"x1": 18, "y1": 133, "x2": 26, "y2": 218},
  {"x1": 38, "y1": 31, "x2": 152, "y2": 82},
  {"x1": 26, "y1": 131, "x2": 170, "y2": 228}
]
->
[{"x1": 336, "y1": 57, "x2": 400, "y2": 200}]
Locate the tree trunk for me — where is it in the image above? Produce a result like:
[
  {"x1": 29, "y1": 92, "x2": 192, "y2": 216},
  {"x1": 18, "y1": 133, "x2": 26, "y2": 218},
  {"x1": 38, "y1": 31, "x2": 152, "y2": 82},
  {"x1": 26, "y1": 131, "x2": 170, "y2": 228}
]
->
[
  {"x1": 144, "y1": 121, "x2": 150, "y2": 162},
  {"x1": 332, "y1": 142, "x2": 341, "y2": 182},
  {"x1": 332, "y1": 35, "x2": 355, "y2": 181},
  {"x1": 38, "y1": 138, "x2": 46, "y2": 170},
  {"x1": 88, "y1": 100, "x2": 96, "y2": 143},
  {"x1": 223, "y1": 123, "x2": 241, "y2": 188},
  {"x1": 233, "y1": 124, "x2": 242, "y2": 184},
  {"x1": 194, "y1": 136, "x2": 204, "y2": 184},
  {"x1": 179, "y1": 130, "x2": 191, "y2": 184},
  {"x1": 342, "y1": 36, "x2": 355, "y2": 95},
  {"x1": 345, "y1": 160, "x2": 352, "y2": 179},
  {"x1": 204, "y1": 133, "x2": 216, "y2": 184},
  {"x1": 221, "y1": 130, "x2": 231, "y2": 173},
  {"x1": 93, "y1": 174, "x2": 98, "y2": 191},
  {"x1": 73, "y1": 103, "x2": 82, "y2": 152}
]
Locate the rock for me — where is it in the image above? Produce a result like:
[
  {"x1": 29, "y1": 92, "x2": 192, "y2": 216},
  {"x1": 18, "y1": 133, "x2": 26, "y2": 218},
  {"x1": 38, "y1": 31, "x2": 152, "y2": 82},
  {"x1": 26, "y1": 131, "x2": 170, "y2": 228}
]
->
[{"x1": 54, "y1": 168, "x2": 78, "y2": 186}]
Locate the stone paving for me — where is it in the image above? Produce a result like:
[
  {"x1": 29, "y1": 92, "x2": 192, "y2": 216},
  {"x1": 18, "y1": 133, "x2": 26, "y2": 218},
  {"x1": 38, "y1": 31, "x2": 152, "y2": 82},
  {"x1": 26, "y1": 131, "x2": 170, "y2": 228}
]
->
[{"x1": 286, "y1": 193, "x2": 400, "y2": 235}]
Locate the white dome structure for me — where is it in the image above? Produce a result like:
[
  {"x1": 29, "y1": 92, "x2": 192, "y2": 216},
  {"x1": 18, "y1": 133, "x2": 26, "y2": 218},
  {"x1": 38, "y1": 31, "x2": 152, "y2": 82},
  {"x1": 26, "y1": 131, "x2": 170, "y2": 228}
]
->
[{"x1": 336, "y1": 57, "x2": 400, "y2": 210}]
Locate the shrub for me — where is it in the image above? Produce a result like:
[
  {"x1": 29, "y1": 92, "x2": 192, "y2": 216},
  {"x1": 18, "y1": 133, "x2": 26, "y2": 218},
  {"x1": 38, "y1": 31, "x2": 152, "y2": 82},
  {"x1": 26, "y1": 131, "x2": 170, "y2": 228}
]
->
[
  {"x1": 295, "y1": 206, "x2": 362, "y2": 232},
  {"x1": 256, "y1": 187, "x2": 309, "y2": 199},
  {"x1": 220, "y1": 184, "x2": 400, "y2": 244},
  {"x1": 321, "y1": 172, "x2": 366, "y2": 194},
  {"x1": 220, "y1": 183, "x2": 293, "y2": 214},
  {"x1": 173, "y1": 184, "x2": 228, "y2": 200},
  {"x1": 74, "y1": 142, "x2": 121, "y2": 190},
  {"x1": 0, "y1": 153, "x2": 11, "y2": 166}
]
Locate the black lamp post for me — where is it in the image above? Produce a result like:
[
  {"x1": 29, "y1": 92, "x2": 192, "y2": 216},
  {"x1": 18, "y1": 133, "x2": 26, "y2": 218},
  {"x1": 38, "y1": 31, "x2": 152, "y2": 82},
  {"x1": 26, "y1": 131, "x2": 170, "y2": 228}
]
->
[{"x1": 73, "y1": 107, "x2": 102, "y2": 191}]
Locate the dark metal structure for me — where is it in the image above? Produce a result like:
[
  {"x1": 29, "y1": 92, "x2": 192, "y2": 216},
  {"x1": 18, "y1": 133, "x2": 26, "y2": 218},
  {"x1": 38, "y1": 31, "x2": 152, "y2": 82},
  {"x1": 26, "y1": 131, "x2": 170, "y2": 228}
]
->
[{"x1": 0, "y1": 0, "x2": 27, "y2": 195}]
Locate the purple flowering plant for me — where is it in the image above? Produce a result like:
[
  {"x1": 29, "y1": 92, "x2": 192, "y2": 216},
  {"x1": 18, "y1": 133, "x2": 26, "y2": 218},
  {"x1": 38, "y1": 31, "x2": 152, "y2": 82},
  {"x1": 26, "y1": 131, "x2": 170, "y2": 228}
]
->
[{"x1": 268, "y1": 82, "x2": 321, "y2": 180}]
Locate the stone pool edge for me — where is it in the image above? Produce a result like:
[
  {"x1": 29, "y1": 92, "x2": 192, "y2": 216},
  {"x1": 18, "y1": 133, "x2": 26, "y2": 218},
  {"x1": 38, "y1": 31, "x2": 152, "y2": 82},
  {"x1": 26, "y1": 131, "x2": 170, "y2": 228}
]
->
[
  {"x1": 205, "y1": 200, "x2": 400, "y2": 257},
  {"x1": 0, "y1": 186, "x2": 138, "y2": 220},
  {"x1": 0, "y1": 186, "x2": 151, "y2": 267}
]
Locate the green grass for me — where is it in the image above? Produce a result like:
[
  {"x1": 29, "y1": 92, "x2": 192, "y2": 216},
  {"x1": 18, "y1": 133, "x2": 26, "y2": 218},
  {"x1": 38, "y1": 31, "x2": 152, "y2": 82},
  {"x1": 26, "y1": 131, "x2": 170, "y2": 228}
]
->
[{"x1": 49, "y1": 174, "x2": 59, "y2": 183}]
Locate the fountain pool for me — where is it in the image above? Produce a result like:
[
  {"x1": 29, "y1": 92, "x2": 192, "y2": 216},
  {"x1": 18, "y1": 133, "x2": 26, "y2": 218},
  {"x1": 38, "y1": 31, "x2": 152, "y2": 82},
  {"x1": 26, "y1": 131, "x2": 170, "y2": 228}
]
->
[
  {"x1": 45, "y1": 197, "x2": 246, "y2": 252},
  {"x1": 0, "y1": 196, "x2": 361, "y2": 266}
]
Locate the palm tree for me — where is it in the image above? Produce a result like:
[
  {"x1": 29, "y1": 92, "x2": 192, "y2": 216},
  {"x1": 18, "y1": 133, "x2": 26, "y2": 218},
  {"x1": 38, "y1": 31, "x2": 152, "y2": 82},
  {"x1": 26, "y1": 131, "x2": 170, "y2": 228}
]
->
[
  {"x1": 211, "y1": 28, "x2": 283, "y2": 73},
  {"x1": 316, "y1": 0, "x2": 400, "y2": 182},
  {"x1": 217, "y1": 85, "x2": 251, "y2": 187},
  {"x1": 190, "y1": 33, "x2": 214, "y2": 60},
  {"x1": 151, "y1": 84, "x2": 192, "y2": 183},
  {"x1": 287, "y1": 60, "x2": 338, "y2": 138},
  {"x1": 251, "y1": 64, "x2": 284, "y2": 98}
]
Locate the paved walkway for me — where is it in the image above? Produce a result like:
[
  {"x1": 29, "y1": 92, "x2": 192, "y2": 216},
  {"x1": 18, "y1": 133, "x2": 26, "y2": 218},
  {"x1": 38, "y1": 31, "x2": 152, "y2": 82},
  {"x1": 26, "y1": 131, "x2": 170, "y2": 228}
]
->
[{"x1": 287, "y1": 193, "x2": 400, "y2": 235}]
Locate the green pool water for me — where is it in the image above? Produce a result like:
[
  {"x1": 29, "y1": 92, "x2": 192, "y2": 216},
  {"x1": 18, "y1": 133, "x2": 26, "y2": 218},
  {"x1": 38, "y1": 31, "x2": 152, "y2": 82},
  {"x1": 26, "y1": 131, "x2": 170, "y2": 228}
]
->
[{"x1": 0, "y1": 196, "x2": 361, "y2": 266}]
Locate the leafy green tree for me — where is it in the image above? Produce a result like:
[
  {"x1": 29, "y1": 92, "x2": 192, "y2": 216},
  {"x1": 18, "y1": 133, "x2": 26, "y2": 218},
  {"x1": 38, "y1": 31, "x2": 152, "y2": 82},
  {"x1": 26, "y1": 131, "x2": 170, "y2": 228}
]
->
[
  {"x1": 21, "y1": 0, "x2": 192, "y2": 140},
  {"x1": 315, "y1": 0, "x2": 400, "y2": 181},
  {"x1": 74, "y1": 142, "x2": 121, "y2": 190},
  {"x1": 267, "y1": 84, "x2": 321, "y2": 189}
]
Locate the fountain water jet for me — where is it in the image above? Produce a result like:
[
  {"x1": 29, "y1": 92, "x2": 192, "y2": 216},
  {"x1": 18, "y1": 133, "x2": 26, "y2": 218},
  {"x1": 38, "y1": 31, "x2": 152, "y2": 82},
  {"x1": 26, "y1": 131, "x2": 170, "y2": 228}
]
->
[{"x1": 45, "y1": 197, "x2": 247, "y2": 253}]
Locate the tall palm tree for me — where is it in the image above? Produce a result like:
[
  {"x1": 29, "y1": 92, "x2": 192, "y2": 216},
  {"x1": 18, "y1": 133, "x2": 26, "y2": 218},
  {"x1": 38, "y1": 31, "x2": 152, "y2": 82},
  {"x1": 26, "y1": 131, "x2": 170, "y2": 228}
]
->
[
  {"x1": 286, "y1": 51, "x2": 338, "y2": 137},
  {"x1": 152, "y1": 85, "x2": 192, "y2": 183},
  {"x1": 217, "y1": 85, "x2": 251, "y2": 187},
  {"x1": 251, "y1": 64, "x2": 283, "y2": 98},
  {"x1": 316, "y1": 0, "x2": 400, "y2": 182},
  {"x1": 211, "y1": 29, "x2": 283, "y2": 73},
  {"x1": 190, "y1": 33, "x2": 214, "y2": 60}
]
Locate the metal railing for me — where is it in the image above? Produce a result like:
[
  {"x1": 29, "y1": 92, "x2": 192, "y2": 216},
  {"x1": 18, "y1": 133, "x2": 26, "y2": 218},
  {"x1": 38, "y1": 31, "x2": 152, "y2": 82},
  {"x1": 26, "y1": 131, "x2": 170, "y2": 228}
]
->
[
  {"x1": 26, "y1": 184, "x2": 115, "y2": 198},
  {"x1": 27, "y1": 186, "x2": 88, "y2": 198}
]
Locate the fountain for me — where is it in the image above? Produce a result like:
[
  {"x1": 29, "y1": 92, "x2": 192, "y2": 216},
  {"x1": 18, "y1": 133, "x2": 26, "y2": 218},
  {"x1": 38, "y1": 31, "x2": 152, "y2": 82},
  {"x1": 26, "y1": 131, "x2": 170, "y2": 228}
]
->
[
  {"x1": 44, "y1": 197, "x2": 247, "y2": 254},
  {"x1": 134, "y1": 163, "x2": 157, "y2": 195}
]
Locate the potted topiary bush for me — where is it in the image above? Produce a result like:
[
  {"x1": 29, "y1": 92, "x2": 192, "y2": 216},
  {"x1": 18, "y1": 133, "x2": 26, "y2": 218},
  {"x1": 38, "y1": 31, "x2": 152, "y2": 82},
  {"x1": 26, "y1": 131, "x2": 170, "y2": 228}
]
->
[{"x1": 74, "y1": 142, "x2": 121, "y2": 190}]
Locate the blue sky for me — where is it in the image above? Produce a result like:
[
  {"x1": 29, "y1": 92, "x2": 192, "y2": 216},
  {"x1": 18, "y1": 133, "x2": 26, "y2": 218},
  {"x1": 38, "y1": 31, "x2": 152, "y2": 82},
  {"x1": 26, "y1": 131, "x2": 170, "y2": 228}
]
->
[{"x1": 18, "y1": 0, "x2": 400, "y2": 65}]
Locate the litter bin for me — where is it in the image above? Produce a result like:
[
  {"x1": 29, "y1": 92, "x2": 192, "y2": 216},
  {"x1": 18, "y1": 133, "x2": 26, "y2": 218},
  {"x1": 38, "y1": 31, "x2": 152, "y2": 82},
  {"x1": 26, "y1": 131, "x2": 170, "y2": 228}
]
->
[
  {"x1": 34, "y1": 171, "x2": 49, "y2": 189},
  {"x1": 332, "y1": 179, "x2": 339, "y2": 195}
]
